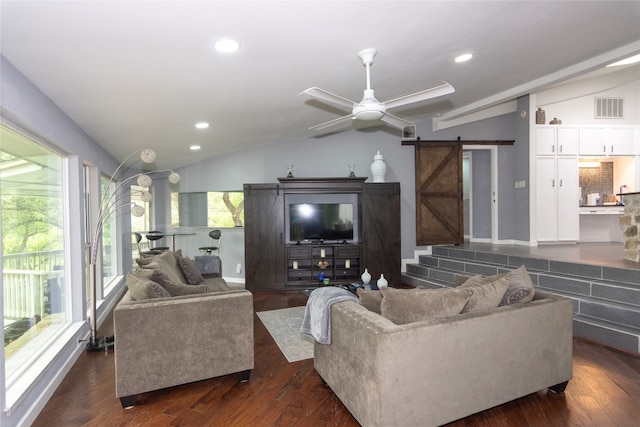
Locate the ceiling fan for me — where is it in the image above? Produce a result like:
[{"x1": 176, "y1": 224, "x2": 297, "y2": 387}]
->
[{"x1": 300, "y1": 48, "x2": 455, "y2": 132}]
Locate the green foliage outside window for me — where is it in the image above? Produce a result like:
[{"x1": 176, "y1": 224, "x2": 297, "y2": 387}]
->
[{"x1": 171, "y1": 191, "x2": 244, "y2": 228}]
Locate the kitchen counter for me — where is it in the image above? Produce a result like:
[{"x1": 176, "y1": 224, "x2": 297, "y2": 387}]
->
[
  {"x1": 579, "y1": 207, "x2": 624, "y2": 243},
  {"x1": 579, "y1": 205, "x2": 625, "y2": 214}
]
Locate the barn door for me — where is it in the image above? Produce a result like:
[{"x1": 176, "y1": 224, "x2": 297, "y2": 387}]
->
[{"x1": 415, "y1": 141, "x2": 463, "y2": 245}]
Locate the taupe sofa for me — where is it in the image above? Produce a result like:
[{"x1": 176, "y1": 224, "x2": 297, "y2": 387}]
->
[
  {"x1": 314, "y1": 291, "x2": 573, "y2": 427},
  {"x1": 114, "y1": 251, "x2": 254, "y2": 408}
]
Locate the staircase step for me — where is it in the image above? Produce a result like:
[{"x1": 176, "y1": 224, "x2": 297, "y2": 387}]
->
[
  {"x1": 428, "y1": 246, "x2": 640, "y2": 286},
  {"x1": 405, "y1": 246, "x2": 640, "y2": 354},
  {"x1": 574, "y1": 315, "x2": 640, "y2": 354}
]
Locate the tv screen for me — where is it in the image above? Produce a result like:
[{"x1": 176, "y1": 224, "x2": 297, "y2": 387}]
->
[{"x1": 289, "y1": 203, "x2": 354, "y2": 242}]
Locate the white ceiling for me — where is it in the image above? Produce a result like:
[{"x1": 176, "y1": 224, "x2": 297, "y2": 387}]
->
[{"x1": 1, "y1": 1, "x2": 639, "y2": 170}]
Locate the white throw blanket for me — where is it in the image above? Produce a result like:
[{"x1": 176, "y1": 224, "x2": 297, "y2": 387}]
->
[{"x1": 300, "y1": 286, "x2": 358, "y2": 345}]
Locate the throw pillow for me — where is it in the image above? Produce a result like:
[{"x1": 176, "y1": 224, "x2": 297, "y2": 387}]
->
[
  {"x1": 178, "y1": 255, "x2": 204, "y2": 285},
  {"x1": 458, "y1": 272, "x2": 508, "y2": 288},
  {"x1": 461, "y1": 275, "x2": 511, "y2": 313},
  {"x1": 144, "y1": 259, "x2": 186, "y2": 287},
  {"x1": 380, "y1": 287, "x2": 472, "y2": 325},
  {"x1": 356, "y1": 288, "x2": 382, "y2": 314},
  {"x1": 134, "y1": 268, "x2": 210, "y2": 297},
  {"x1": 501, "y1": 265, "x2": 535, "y2": 306},
  {"x1": 135, "y1": 255, "x2": 157, "y2": 267},
  {"x1": 125, "y1": 273, "x2": 171, "y2": 300}
]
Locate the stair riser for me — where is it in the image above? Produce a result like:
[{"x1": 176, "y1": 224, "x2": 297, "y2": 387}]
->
[
  {"x1": 429, "y1": 249, "x2": 640, "y2": 286},
  {"x1": 416, "y1": 256, "x2": 640, "y2": 309},
  {"x1": 574, "y1": 320, "x2": 640, "y2": 354},
  {"x1": 579, "y1": 300, "x2": 640, "y2": 329},
  {"x1": 412, "y1": 248, "x2": 640, "y2": 354}
]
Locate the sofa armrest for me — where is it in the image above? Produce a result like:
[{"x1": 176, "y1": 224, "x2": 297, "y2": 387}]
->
[
  {"x1": 315, "y1": 294, "x2": 573, "y2": 427},
  {"x1": 114, "y1": 290, "x2": 254, "y2": 398}
]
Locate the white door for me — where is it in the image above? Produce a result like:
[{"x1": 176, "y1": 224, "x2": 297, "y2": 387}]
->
[
  {"x1": 557, "y1": 157, "x2": 579, "y2": 241},
  {"x1": 536, "y1": 157, "x2": 558, "y2": 241}
]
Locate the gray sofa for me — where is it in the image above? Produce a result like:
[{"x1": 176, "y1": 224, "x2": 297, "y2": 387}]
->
[
  {"x1": 114, "y1": 251, "x2": 254, "y2": 408},
  {"x1": 314, "y1": 290, "x2": 573, "y2": 427}
]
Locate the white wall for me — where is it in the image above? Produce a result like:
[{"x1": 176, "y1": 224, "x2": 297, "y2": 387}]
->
[{"x1": 536, "y1": 65, "x2": 640, "y2": 125}]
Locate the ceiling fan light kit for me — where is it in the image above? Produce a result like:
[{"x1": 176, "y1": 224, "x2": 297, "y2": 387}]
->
[{"x1": 301, "y1": 48, "x2": 455, "y2": 133}]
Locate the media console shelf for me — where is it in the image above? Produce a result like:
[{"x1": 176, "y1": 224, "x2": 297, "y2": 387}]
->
[
  {"x1": 287, "y1": 243, "x2": 361, "y2": 286},
  {"x1": 243, "y1": 178, "x2": 400, "y2": 291}
]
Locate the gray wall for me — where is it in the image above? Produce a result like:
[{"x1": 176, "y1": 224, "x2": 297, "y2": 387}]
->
[
  {"x1": 169, "y1": 111, "x2": 520, "y2": 273},
  {"x1": 513, "y1": 95, "x2": 532, "y2": 241},
  {"x1": 0, "y1": 54, "x2": 124, "y2": 427},
  {"x1": 470, "y1": 149, "x2": 492, "y2": 239}
]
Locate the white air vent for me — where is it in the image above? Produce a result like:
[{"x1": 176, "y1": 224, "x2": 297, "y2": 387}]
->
[{"x1": 594, "y1": 97, "x2": 624, "y2": 119}]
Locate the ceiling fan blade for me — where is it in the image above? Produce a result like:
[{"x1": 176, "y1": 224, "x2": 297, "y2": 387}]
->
[
  {"x1": 300, "y1": 87, "x2": 356, "y2": 110},
  {"x1": 383, "y1": 82, "x2": 455, "y2": 110},
  {"x1": 309, "y1": 114, "x2": 354, "y2": 130},
  {"x1": 380, "y1": 113, "x2": 414, "y2": 130}
]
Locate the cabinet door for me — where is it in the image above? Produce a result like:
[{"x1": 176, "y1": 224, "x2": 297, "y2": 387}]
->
[
  {"x1": 556, "y1": 127, "x2": 578, "y2": 155},
  {"x1": 535, "y1": 157, "x2": 558, "y2": 242},
  {"x1": 556, "y1": 157, "x2": 579, "y2": 241},
  {"x1": 243, "y1": 184, "x2": 285, "y2": 290},
  {"x1": 536, "y1": 126, "x2": 556, "y2": 155},
  {"x1": 608, "y1": 127, "x2": 635, "y2": 155},
  {"x1": 580, "y1": 127, "x2": 608, "y2": 155},
  {"x1": 362, "y1": 183, "x2": 401, "y2": 285}
]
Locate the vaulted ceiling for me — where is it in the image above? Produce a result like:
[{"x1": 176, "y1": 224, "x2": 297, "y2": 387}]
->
[{"x1": 1, "y1": 1, "x2": 639, "y2": 169}]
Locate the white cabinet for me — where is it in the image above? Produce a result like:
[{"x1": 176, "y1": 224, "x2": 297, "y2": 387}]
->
[
  {"x1": 536, "y1": 126, "x2": 578, "y2": 156},
  {"x1": 579, "y1": 126, "x2": 636, "y2": 156},
  {"x1": 536, "y1": 157, "x2": 579, "y2": 242}
]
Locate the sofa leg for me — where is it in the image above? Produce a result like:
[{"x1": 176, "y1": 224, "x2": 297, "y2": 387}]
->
[
  {"x1": 549, "y1": 381, "x2": 569, "y2": 393},
  {"x1": 119, "y1": 395, "x2": 137, "y2": 409},
  {"x1": 238, "y1": 370, "x2": 252, "y2": 383}
]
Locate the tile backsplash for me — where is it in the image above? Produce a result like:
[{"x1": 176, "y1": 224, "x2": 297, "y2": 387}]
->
[{"x1": 579, "y1": 162, "x2": 614, "y2": 204}]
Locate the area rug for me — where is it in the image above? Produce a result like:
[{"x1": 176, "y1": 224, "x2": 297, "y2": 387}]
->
[{"x1": 257, "y1": 306, "x2": 314, "y2": 362}]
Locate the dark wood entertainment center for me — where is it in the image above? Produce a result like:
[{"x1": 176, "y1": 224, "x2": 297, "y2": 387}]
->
[{"x1": 243, "y1": 177, "x2": 400, "y2": 290}]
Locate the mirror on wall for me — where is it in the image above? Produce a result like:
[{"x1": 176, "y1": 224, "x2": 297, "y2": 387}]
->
[{"x1": 170, "y1": 191, "x2": 244, "y2": 227}]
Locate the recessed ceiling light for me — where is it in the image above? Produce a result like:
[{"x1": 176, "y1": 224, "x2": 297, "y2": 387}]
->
[
  {"x1": 214, "y1": 37, "x2": 240, "y2": 53},
  {"x1": 454, "y1": 53, "x2": 473, "y2": 63},
  {"x1": 195, "y1": 122, "x2": 209, "y2": 129},
  {"x1": 607, "y1": 53, "x2": 640, "y2": 67},
  {"x1": 190, "y1": 145, "x2": 201, "y2": 151}
]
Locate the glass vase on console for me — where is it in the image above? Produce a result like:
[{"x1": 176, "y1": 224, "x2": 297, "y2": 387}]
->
[
  {"x1": 377, "y1": 274, "x2": 388, "y2": 288},
  {"x1": 361, "y1": 268, "x2": 371, "y2": 285}
]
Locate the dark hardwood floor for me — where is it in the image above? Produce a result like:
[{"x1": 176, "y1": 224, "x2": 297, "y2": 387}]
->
[{"x1": 33, "y1": 290, "x2": 640, "y2": 427}]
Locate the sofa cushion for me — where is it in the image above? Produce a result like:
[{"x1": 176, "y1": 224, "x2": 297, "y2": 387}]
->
[
  {"x1": 380, "y1": 287, "x2": 472, "y2": 325},
  {"x1": 177, "y1": 255, "x2": 204, "y2": 285},
  {"x1": 125, "y1": 273, "x2": 171, "y2": 300},
  {"x1": 460, "y1": 275, "x2": 511, "y2": 313},
  {"x1": 356, "y1": 288, "x2": 382, "y2": 314},
  {"x1": 501, "y1": 265, "x2": 535, "y2": 306},
  {"x1": 143, "y1": 258, "x2": 185, "y2": 287},
  {"x1": 134, "y1": 268, "x2": 210, "y2": 297}
]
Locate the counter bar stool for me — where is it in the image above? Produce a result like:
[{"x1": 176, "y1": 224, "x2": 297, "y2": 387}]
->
[
  {"x1": 134, "y1": 233, "x2": 162, "y2": 258},
  {"x1": 146, "y1": 231, "x2": 170, "y2": 253},
  {"x1": 199, "y1": 229, "x2": 222, "y2": 255}
]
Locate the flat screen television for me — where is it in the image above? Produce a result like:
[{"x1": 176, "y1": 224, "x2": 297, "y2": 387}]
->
[{"x1": 289, "y1": 203, "x2": 354, "y2": 243}]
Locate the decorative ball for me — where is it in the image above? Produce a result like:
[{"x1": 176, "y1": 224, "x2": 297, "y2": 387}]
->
[
  {"x1": 140, "y1": 190, "x2": 152, "y2": 202},
  {"x1": 136, "y1": 174, "x2": 152, "y2": 188},
  {"x1": 131, "y1": 204, "x2": 145, "y2": 217},
  {"x1": 140, "y1": 148, "x2": 156, "y2": 164},
  {"x1": 168, "y1": 172, "x2": 181, "y2": 184}
]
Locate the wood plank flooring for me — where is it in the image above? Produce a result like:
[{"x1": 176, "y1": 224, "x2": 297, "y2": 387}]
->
[{"x1": 33, "y1": 290, "x2": 640, "y2": 427}]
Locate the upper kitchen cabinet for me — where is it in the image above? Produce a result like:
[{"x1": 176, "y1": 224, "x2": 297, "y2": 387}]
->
[
  {"x1": 579, "y1": 126, "x2": 636, "y2": 156},
  {"x1": 536, "y1": 126, "x2": 578, "y2": 156}
]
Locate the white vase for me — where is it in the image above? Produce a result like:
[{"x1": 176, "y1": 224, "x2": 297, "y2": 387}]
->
[
  {"x1": 361, "y1": 268, "x2": 371, "y2": 285},
  {"x1": 370, "y1": 150, "x2": 387, "y2": 183},
  {"x1": 377, "y1": 274, "x2": 388, "y2": 288}
]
